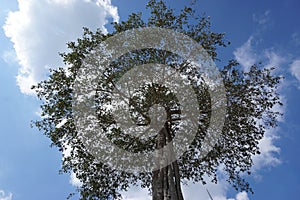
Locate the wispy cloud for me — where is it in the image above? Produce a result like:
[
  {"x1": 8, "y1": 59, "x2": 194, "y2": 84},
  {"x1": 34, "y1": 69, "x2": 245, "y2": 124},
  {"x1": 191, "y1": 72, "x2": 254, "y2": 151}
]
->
[
  {"x1": 264, "y1": 50, "x2": 286, "y2": 70},
  {"x1": 3, "y1": 0, "x2": 119, "y2": 94},
  {"x1": 231, "y1": 13, "x2": 290, "y2": 192},
  {"x1": 1, "y1": 50, "x2": 18, "y2": 66},
  {"x1": 290, "y1": 59, "x2": 300, "y2": 88},
  {"x1": 233, "y1": 36, "x2": 256, "y2": 71},
  {"x1": 253, "y1": 10, "x2": 271, "y2": 26},
  {"x1": 291, "y1": 33, "x2": 300, "y2": 47},
  {"x1": 0, "y1": 190, "x2": 12, "y2": 200},
  {"x1": 252, "y1": 10, "x2": 273, "y2": 33},
  {"x1": 234, "y1": 35, "x2": 286, "y2": 73}
]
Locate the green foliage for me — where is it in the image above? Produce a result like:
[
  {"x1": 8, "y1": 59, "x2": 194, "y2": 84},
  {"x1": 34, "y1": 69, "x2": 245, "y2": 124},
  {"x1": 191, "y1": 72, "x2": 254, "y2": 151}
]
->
[{"x1": 32, "y1": 0, "x2": 282, "y2": 199}]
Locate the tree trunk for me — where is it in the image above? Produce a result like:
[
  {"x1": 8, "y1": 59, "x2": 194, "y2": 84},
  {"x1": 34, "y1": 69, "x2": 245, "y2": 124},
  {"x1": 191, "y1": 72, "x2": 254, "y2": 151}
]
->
[{"x1": 152, "y1": 123, "x2": 184, "y2": 200}]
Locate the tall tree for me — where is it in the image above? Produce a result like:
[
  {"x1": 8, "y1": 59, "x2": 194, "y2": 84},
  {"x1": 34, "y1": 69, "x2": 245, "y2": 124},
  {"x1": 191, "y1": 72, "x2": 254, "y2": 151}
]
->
[{"x1": 32, "y1": 0, "x2": 282, "y2": 199}]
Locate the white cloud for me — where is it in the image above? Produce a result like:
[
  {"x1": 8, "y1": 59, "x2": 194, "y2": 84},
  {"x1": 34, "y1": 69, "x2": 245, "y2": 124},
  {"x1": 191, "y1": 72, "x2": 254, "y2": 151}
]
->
[
  {"x1": 121, "y1": 186, "x2": 150, "y2": 200},
  {"x1": 235, "y1": 191, "x2": 249, "y2": 200},
  {"x1": 69, "y1": 171, "x2": 83, "y2": 187},
  {"x1": 290, "y1": 59, "x2": 300, "y2": 85},
  {"x1": 250, "y1": 96, "x2": 284, "y2": 175},
  {"x1": 0, "y1": 190, "x2": 12, "y2": 200},
  {"x1": 233, "y1": 37, "x2": 256, "y2": 71},
  {"x1": 252, "y1": 129, "x2": 281, "y2": 171},
  {"x1": 3, "y1": 0, "x2": 119, "y2": 94}
]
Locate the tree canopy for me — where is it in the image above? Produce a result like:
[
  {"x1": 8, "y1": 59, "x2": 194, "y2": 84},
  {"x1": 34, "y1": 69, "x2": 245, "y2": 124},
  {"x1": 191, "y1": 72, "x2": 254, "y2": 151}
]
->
[{"x1": 32, "y1": 0, "x2": 283, "y2": 199}]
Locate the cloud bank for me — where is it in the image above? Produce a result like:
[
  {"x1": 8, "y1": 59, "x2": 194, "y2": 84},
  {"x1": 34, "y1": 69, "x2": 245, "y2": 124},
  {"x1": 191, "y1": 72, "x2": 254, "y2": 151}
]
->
[{"x1": 3, "y1": 0, "x2": 119, "y2": 94}]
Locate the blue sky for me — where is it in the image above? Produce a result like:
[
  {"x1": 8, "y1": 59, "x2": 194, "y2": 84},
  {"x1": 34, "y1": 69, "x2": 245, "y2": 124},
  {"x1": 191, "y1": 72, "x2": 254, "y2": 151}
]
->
[{"x1": 0, "y1": 0, "x2": 300, "y2": 199}]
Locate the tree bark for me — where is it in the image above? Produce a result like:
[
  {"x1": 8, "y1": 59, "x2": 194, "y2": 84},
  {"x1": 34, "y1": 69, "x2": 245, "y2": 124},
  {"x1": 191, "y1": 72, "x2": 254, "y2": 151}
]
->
[{"x1": 152, "y1": 123, "x2": 184, "y2": 200}]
